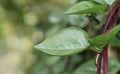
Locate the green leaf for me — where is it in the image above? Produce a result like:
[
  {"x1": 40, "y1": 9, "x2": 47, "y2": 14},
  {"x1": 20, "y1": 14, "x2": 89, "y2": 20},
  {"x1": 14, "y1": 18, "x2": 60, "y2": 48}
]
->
[
  {"x1": 65, "y1": 1, "x2": 106, "y2": 14},
  {"x1": 91, "y1": 25, "x2": 120, "y2": 51},
  {"x1": 93, "y1": 0, "x2": 106, "y2": 4},
  {"x1": 73, "y1": 57, "x2": 120, "y2": 74},
  {"x1": 105, "y1": 0, "x2": 116, "y2": 6},
  {"x1": 35, "y1": 27, "x2": 90, "y2": 56},
  {"x1": 92, "y1": 0, "x2": 115, "y2": 5}
]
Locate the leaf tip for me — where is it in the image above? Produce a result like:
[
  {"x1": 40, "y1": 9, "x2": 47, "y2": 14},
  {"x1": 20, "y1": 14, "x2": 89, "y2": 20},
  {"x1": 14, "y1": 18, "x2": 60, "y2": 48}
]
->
[
  {"x1": 64, "y1": 11, "x2": 71, "y2": 15},
  {"x1": 34, "y1": 44, "x2": 39, "y2": 49}
]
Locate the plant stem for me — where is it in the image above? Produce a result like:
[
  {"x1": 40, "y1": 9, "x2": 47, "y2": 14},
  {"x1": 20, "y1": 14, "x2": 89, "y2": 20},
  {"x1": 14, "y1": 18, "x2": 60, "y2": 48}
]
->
[
  {"x1": 103, "y1": 45, "x2": 108, "y2": 74},
  {"x1": 102, "y1": 1, "x2": 120, "y2": 33},
  {"x1": 102, "y1": 2, "x2": 120, "y2": 74},
  {"x1": 109, "y1": 8, "x2": 119, "y2": 29},
  {"x1": 97, "y1": 1, "x2": 120, "y2": 74}
]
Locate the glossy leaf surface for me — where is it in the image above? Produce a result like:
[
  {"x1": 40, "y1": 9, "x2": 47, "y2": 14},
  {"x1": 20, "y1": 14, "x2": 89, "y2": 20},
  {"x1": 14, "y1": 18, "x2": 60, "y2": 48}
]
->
[
  {"x1": 93, "y1": 0, "x2": 106, "y2": 4},
  {"x1": 65, "y1": 1, "x2": 106, "y2": 14},
  {"x1": 93, "y1": 0, "x2": 115, "y2": 5},
  {"x1": 35, "y1": 27, "x2": 90, "y2": 56},
  {"x1": 105, "y1": 0, "x2": 116, "y2": 5}
]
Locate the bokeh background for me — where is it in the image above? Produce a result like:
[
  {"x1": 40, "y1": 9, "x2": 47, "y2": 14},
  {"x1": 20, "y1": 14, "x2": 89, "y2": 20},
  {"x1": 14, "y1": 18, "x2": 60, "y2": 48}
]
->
[{"x1": 0, "y1": 0, "x2": 120, "y2": 74}]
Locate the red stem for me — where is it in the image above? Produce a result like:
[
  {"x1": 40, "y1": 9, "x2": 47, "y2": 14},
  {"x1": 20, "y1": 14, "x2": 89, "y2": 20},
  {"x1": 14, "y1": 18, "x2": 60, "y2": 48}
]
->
[
  {"x1": 102, "y1": 1, "x2": 120, "y2": 33},
  {"x1": 103, "y1": 45, "x2": 108, "y2": 74},
  {"x1": 109, "y1": 8, "x2": 120, "y2": 29},
  {"x1": 97, "y1": 1, "x2": 120, "y2": 74},
  {"x1": 102, "y1": 3, "x2": 120, "y2": 74}
]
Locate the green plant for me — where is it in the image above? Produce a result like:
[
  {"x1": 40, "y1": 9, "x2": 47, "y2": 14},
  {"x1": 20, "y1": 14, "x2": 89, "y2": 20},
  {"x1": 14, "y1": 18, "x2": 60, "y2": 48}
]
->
[{"x1": 35, "y1": 0, "x2": 120, "y2": 74}]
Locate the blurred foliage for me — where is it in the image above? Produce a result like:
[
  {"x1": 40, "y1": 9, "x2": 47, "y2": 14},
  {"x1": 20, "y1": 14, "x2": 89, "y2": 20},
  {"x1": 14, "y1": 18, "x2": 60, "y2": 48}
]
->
[{"x1": 0, "y1": 0, "x2": 120, "y2": 74}]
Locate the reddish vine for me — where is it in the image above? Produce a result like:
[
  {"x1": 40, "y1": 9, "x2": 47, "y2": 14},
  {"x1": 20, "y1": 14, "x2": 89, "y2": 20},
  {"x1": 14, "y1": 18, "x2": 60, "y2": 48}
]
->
[{"x1": 96, "y1": 1, "x2": 120, "y2": 74}]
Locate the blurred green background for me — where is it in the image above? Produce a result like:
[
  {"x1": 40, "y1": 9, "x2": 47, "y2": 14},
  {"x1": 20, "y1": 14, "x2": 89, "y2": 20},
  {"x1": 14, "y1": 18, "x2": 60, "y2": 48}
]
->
[{"x1": 0, "y1": 0, "x2": 120, "y2": 74}]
